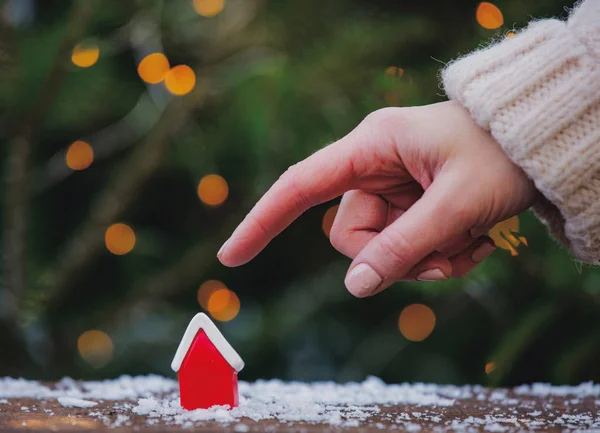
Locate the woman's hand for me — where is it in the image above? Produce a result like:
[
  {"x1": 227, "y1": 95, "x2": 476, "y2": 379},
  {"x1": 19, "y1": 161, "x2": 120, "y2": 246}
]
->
[{"x1": 217, "y1": 101, "x2": 537, "y2": 297}]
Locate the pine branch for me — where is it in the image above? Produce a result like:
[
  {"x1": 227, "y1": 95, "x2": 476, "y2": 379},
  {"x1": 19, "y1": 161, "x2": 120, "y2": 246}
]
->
[
  {"x1": 100, "y1": 236, "x2": 223, "y2": 327},
  {"x1": 39, "y1": 41, "x2": 278, "y2": 315},
  {"x1": 36, "y1": 9, "x2": 170, "y2": 193},
  {"x1": 43, "y1": 91, "x2": 202, "y2": 315},
  {"x1": 2, "y1": 0, "x2": 93, "y2": 322},
  {"x1": 38, "y1": 93, "x2": 163, "y2": 192}
]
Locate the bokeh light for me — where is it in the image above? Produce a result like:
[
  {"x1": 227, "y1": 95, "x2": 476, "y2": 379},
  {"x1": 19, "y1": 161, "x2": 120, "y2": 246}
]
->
[
  {"x1": 506, "y1": 31, "x2": 516, "y2": 38},
  {"x1": 207, "y1": 288, "x2": 240, "y2": 322},
  {"x1": 399, "y1": 304, "x2": 436, "y2": 342},
  {"x1": 71, "y1": 43, "x2": 99, "y2": 68},
  {"x1": 197, "y1": 174, "x2": 229, "y2": 206},
  {"x1": 485, "y1": 361, "x2": 497, "y2": 375},
  {"x1": 165, "y1": 65, "x2": 196, "y2": 96},
  {"x1": 384, "y1": 66, "x2": 405, "y2": 79},
  {"x1": 137, "y1": 53, "x2": 170, "y2": 84},
  {"x1": 193, "y1": 0, "x2": 225, "y2": 17},
  {"x1": 476, "y1": 2, "x2": 504, "y2": 30},
  {"x1": 77, "y1": 330, "x2": 113, "y2": 368},
  {"x1": 66, "y1": 140, "x2": 94, "y2": 171},
  {"x1": 489, "y1": 216, "x2": 527, "y2": 256},
  {"x1": 322, "y1": 205, "x2": 340, "y2": 238},
  {"x1": 105, "y1": 223, "x2": 136, "y2": 255},
  {"x1": 197, "y1": 279, "x2": 227, "y2": 310}
]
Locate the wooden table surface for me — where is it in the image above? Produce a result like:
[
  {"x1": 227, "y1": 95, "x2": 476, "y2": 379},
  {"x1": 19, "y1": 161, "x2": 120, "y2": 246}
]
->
[{"x1": 1, "y1": 389, "x2": 600, "y2": 432}]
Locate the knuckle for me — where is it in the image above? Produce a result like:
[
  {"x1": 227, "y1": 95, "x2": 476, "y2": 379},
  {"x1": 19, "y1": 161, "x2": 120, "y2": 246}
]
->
[
  {"x1": 329, "y1": 230, "x2": 344, "y2": 253},
  {"x1": 247, "y1": 212, "x2": 270, "y2": 238},
  {"x1": 361, "y1": 108, "x2": 419, "y2": 158},
  {"x1": 278, "y1": 163, "x2": 314, "y2": 209},
  {"x1": 329, "y1": 223, "x2": 349, "y2": 255},
  {"x1": 377, "y1": 228, "x2": 415, "y2": 272},
  {"x1": 278, "y1": 163, "x2": 299, "y2": 182},
  {"x1": 364, "y1": 107, "x2": 412, "y2": 129}
]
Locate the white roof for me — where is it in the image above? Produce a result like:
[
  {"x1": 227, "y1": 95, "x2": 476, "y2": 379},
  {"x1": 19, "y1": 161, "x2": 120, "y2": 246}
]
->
[{"x1": 171, "y1": 313, "x2": 244, "y2": 373}]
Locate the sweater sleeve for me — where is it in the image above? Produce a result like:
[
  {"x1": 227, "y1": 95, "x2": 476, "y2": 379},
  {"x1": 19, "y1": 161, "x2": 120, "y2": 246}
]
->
[{"x1": 442, "y1": 0, "x2": 600, "y2": 264}]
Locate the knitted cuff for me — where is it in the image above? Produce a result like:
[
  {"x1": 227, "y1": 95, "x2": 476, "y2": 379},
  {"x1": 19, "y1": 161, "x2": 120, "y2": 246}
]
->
[{"x1": 442, "y1": 16, "x2": 600, "y2": 264}]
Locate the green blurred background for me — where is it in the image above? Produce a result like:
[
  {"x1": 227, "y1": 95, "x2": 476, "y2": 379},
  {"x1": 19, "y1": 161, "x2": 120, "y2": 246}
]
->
[{"x1": 1, "y1": 0, "x2": 598, "y2": 387}]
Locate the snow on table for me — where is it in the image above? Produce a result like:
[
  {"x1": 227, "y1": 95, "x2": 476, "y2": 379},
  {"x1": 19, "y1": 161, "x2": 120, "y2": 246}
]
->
[{"x1": 0, "y1": 376, "x2": 599, "y2": 431}]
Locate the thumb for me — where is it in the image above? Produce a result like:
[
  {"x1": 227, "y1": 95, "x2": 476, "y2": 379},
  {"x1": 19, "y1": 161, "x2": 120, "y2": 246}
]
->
[{"x1": 344, "y1": 171, "x2": 474, "y2": 297}]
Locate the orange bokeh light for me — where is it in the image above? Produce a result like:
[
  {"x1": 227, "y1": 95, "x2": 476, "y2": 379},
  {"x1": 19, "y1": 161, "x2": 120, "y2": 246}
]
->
[
  {"x1": 322, "y1": 205, "x2": 340, "y2": 238},
  {"x1": 207, "y1": 288, "x2": 240, "y2": 322},
  {"x1": 77, "y1": 330, "x2": 113, "y2": 368},
  {"x1": 105, "y1": 223, "x2": 136, "y2": 255},
  {"x1": 384, "y1": 66, "x2": 405, "y2": 78},
  {"x1": 398, "y1": 304, "x2": 436, "y2": 342},
  {"x1": 137, "y1": 53, "x2": 170, "y2": 84},
  {"x1": 165, "y1": 65, "x2": 196, "y2": 96},
  {"x1": 71, "y1": 43, "x2": 99, "y2": 68},
  {"x1": 193, "y1": 0, "x2": 225, "y2": 17},
  {"x1": 198, "y1": 280, "x2": 227, "y2": 310},
  {"x1": 485, "y1": 361, "x2": 497, "y2": 375},
  {"x1": 197, "y1": 174, "x2": 229, "y2": 206},
  {"x1": 489, "y1": 215, "x2": 527, "y2": 256},
  {"x1": 506, "y1": 31, "x2": 516, "y2": 38},
  {"x1": 66, "y1": 140, "x2": 94, "y2": 171},
  {"x1": 476, "y1": 2, "x2": 504, "y2": 30}
]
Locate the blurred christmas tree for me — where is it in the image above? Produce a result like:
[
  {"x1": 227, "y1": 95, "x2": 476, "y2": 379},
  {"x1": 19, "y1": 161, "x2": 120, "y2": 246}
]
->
[{"x1": 1, "y1": 0, "x2": 598, "y2": 387}]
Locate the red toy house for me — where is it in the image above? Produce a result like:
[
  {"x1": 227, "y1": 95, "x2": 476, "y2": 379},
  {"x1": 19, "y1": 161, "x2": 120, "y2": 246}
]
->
[{"x1": 171, "y1": 313, "x2": 245, "y2": 410}]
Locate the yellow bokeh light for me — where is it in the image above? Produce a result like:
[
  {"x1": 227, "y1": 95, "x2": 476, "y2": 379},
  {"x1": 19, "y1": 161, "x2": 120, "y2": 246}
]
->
[
  {"x1": 77, "y1": 330, "x2": 113, "y2": 368},
  {"x1": 197, "y1": 174, "x2": 229, "y2": 206},
  {"x1": 105, "y1": 223, "x2": 136, "y2": 255},
  {"x1": 476, "y1": 2, "x2": 504, "y2": 30},
  {"x1": 506, "y1": 31, "x2": 516, "y2": 38},
  {"x1": 488, "y1": 215, "x2": 527, "y2": 256},
  {"x1": 165, "y1": 65, "x2": 196, "y2": 96},
  {"x1": 485, "y1": 361, "x2": 497, "y2": 375},
  {"x1": 193, "y1": 0, "x2": 225, "y2": 17},
  {"x1": 71, "y1": 43, "x2": 99, "y2": 68},
  {"x1": 137, "y1": 53, "x2": 170, "y2": 84},
  {"x1": 322, "y1": 205, "x2": 340, "y2": 238},
  {"x1": 66, "y1": 140, "x2": 94, "y2": 171},
  {"x1": 198, "y1": 279, "x2": 227, "y2": 310},
  {"x1": 399, "y1": 304, "x2": 436, "y2": 342},
  {"x1": 208, "y1": 288, "x2": 240, "y2": 322}
]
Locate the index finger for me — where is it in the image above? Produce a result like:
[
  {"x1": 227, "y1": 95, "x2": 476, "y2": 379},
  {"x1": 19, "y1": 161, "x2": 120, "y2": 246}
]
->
[{"x1": 217, "y1": 134, "x2": 361, "y2": 267}]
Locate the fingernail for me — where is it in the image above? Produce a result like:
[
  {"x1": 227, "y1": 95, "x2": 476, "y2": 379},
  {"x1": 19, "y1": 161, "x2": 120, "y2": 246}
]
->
[
  {"x1": 217, "y1": 238, "x2": 230, "y2": 258},
  {"x1": 417, "y1": 268, "x2": 446, "y2": 282},
  {"x1": 471, "y1": 243, "x2": 496, "y2": 263},
  {"x1": 345, "y1": 263, "x2": 382, "y2": 297}
]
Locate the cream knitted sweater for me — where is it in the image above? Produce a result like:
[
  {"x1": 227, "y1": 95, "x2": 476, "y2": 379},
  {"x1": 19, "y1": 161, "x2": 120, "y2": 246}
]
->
[{"x1": 442, "y1": 0, "x2": 600, "y2": 264}]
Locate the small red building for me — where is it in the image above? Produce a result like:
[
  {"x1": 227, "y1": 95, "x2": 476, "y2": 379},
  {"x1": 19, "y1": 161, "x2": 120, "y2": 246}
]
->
[{"x1": 171, "y1": 313, "x2": 244, "y2": 410}]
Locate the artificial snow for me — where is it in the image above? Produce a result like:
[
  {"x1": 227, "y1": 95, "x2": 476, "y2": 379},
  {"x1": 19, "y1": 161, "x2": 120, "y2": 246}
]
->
[
  {"x1": 1, "y1": 375, "x2": 600, "y2": 430},
  {"x1": 513, "y1": 382, "x2": 600, "y2": 397},
  {"x1": 130, "y1": 377, "x2": 454, "y2": 426},
  {"x1": 57, "y1": 397, "x2": 98, "y2": 408},
  {"x1": 0, "y1": 375, "x2": 176, "y2": 400}
]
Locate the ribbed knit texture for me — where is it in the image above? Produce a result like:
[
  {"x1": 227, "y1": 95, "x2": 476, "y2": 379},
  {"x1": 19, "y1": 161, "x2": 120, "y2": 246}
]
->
[{"x1": 442, "y1": 0, "x2": 600, "y2": 264}]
